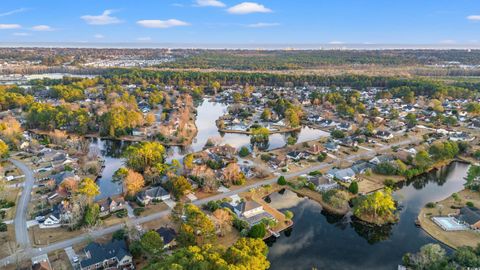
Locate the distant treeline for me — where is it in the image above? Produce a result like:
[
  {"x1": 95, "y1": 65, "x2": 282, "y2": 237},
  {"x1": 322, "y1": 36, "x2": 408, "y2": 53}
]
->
[
  {"x1": 159, "y1": 50, "x2": 480, "y2": 70},
  {"x1": 103, "y1": 69, "x2": 478, "y2": 97}
]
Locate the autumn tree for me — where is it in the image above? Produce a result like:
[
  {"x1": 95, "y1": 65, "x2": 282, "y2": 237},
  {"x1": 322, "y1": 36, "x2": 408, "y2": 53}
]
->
[
  {"x1": 213, "y1": 209, "x2": 232, "y2": 236},
  {"x1": 0, "y1": 140, "x2": 9, "y2": 158},
  {"x1": 124, "y1": 170, "x2": 145, "y2": 196},
  {"x1": 184, "y1": 154, "x2": 194, "y2": 170},
  {"x1": 77, "y1": 178, "x2": 100, "y2": 202},
  {"x1": 353, "y1": 188, "x2": 396, "y2": 223},
  {"x1": 124, "y1": 141, "x2": 166, "y2": 172},
  {"x1": 167, "y1": 175, "x2": 192, "y2": 199}
]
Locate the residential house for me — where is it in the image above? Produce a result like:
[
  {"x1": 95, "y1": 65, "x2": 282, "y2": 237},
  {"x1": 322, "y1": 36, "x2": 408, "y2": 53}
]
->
[
  {"x1": 222, "y1": 200, "x2": 275, "y2": 227},
  {"x1": 459, "y1": 206, "x2": 480, "y2": 230},
  {"x1": 156, "y1": 227, "x2": 177, "y2": 248},
  {"x1": 449, "y1": 132, "x2": 475, "y2": 142},
  {"x1": 98, "y1": 197, "x2": 126, "y2": 217},
  {"x1": 325, "y1": 142, "x2": 339, "y2": 152},
  {"x1": 137, "y1": 186, "x2": 170, "y2": 205},
  {"x1": 307, "y1": 175, "x2": 338, "y2": 191},
  {"x1": 375, "y1": 130, "x2": 393, "y2": 141},
  {"x1": 286, "y1": 151, "x2": 306, "y2": 161},
  {"x1": 369, "y1": 155, "x2": 394, "y2": 166},
  {"x1": 79, "y1": 239, "x2": 134, "y2": 270},
  {"x1": 326, "y1": 168, "x2": 356, "y2": 183}
]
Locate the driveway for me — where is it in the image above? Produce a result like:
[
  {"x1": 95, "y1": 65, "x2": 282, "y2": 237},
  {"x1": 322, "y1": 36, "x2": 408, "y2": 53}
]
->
[{"x1": 10, "y1": 158, "x2": 35, "y2": 249}]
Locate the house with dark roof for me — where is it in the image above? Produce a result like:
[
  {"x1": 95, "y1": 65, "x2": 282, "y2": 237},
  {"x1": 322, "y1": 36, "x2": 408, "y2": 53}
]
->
[
  {"x1": 156, "y1": 227, "x2": 177, "y2": 248},
  {"x1": 375, "y1": 130, "x2": 393, "y2": 140},
  {"x1": 136, "y1": 186, "x2": 170, "y2": 205},
  {"x1": 459, "y1": 206, "x2": 480, "y2": 230},
  {"x1": 79, "y1": 239, "x2": 134, "y2": 270}
]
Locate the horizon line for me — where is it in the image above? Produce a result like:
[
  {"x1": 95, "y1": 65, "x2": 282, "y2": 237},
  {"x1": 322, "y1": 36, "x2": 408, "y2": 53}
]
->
[{"x1": 1, "y1": 42, "x2": 480, "y2": 50}]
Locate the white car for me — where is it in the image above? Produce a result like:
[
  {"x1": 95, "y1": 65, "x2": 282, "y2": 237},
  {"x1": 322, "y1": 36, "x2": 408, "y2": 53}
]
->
[{"x1": 72, "y1": 256, "x2": 79, "y2": 263}]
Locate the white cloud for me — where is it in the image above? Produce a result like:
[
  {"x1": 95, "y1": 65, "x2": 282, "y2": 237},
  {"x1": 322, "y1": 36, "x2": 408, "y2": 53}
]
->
[
  {"x1": 247, "y1": 22, "x2": 279, "y2": 28},
  {"x1": 137, "y1": 37, "x2": 152, "y2": 41},
  {"x1": 94, "y1": 34, "x2": 104, "y2": 39},
  {"x1": 439, "y1": 39, "x2": 456, "y2": 44},
  {"x1": 0, "y1": 24, "x2": 21, "y2": 29},
  {"x1": 32, "y1": 25, "x2": 53, "y2": 31},
  {"x1": 0, "y1": 8, "x2": 28, "y2": 17},
  {"x1": 329, "y1": 41, "x2": 345, "y2": 44},
  {"x1": 227, "y1": 2, "x2": 272, "y2": 14},
  {"x1": 467, "y1": 15, "x2": 480, "y2": 21},
  {"x1": 137, "y1": 19, "x2": 190, "y2": 28},
  {"x1": 13, "y1": 32, "x2": 30, "y2": 36},
  {"x1": 195, "y1": 0, "x2": 225, "y2": 7},
  {"x1": 81, "y1": 10, "x2": 122, "y2": 25}
]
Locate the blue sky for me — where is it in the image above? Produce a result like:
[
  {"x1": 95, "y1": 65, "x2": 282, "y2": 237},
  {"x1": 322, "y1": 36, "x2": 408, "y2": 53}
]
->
[{"x1": 0, "y1": 0, "x2": 479, "y2": 45}]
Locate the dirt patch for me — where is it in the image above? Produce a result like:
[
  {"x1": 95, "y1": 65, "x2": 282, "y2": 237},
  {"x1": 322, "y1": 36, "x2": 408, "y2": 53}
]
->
[
  {"x1": 29, "y1": 226, "x2": 85, "y2": 246},
  {"x1": 0, "y1": 224, "x2": 17, "y2": 259}
]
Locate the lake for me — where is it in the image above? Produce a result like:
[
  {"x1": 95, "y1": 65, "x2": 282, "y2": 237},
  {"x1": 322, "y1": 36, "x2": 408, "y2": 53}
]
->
[{"x1": 265, "y1": 162, "x2": 470, "y2": 270}]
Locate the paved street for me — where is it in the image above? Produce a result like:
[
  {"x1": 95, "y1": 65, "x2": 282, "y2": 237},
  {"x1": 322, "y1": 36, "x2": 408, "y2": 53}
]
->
[{"x1": 10, "y1": 158, "x2": 35, "y2": 249}]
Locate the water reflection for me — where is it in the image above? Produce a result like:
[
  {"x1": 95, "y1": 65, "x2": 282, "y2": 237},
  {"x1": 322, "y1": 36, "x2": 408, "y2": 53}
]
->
[
  {"x1": 188, "y1": 99, "x2": 329, "y2": 152},
  {"x1": 90, "y1": 138, "x2": 128, "y2": 201},
  {"x1": 265, "y1": 162, "x2": 469, "y2": 270}
]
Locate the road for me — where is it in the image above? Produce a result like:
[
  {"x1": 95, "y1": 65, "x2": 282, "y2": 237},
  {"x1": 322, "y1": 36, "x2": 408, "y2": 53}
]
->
[
  {"x1": 0, "y1": 137, "x2": 421, "y2": 266},
  {"x1": 10, "y1": 158, "x2": 35, "y2": 249}
]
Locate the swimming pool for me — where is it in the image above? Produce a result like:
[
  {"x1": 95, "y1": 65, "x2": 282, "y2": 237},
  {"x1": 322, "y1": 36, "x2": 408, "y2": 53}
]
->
[{"x1": 432, "y1": 216, "x2": 468, "y2": 231}]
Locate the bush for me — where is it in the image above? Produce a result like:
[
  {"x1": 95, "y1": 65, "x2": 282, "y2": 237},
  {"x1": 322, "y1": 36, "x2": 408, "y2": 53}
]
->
[
  {"x1": 348, "y1": 182, "x2": 359, "y2": 194},
  {"x1": 284, "y1": 210, "x2": 294, "y2": 220},
  {"x1": 233, "y1": 217, "x2": 249, "y2": 232},
  {"x1": 308, "y1": 170, "x2": 322, "y2": 176},
  {"x1": 374, "y1": 162, "x2": 398, "y2": 176},
  {"x1": 0, "y1": 222, "x2": 6, "y2": 232},
  {"x1": 331, "y1": 129, "x2": 346, "y2": 139},
  {"x1": 112, "y1": 229, "x2": 126, "y2": 240},
  {"x1": 204, "y1": 200, "x2": 222, "y2": 212},
  {"x1": 248, "y1": 223, "x2": 266, "y2": 238},
  {"x1": 239, "y1": 146, "x2": 250, "y2": 157},
  {"x1": 383, "y1": 178, "x2": 395, "y2": 188},
  {"x1": 260, "y1": 154, "x2": 272, "y2": 162},
  {"x1": 466, "y1": 201, "x2": 475, "y2": 208},
  {"x1": 317, "y1": 152, "x2": 327, "y2": 162},
  {"x1": 425, "y1": 202, "x2": 436, "y2": 208},
  {"x1": 277, "y1": 176, "x2": 287, "y2": 185},
  {"x1": 115, "y1": 209, "x2": 128, "y2": 218},
  {"x1": 287, "y1": 136, "x2": 297, "y2": 145},
  {"x1": 133, "y1": 207, "x2": 145, "y2": 216}
]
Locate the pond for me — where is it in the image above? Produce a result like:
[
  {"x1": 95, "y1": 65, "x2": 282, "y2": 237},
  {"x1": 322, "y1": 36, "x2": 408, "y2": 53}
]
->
[
  {"x1": 265, "y1": 162, "x2": 470, "y2": 270},
  {"x1": 187, "y1": 98, "x2": 329, "y2": 152},
  {"x1": 90, "y1": 138, "x2": 128, "y2": 201}
]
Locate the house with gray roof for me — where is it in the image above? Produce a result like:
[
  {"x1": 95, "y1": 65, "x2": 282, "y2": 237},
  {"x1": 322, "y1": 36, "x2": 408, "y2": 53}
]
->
[
  {"x1": 79, "y1": 239, "x2": 134, "y2": 270},
  {"x1": 137, "y1": 186, "x2": 170, "y2": 205}
]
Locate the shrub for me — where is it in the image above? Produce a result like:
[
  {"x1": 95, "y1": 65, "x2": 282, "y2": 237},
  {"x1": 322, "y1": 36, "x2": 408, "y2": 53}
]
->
[
  {"x1": 425, "y1": 202, "x2": 436, "y2": 208},
  {"x1": 277, "y1": 176, "x2": 287, "y2": 185},
  {"x1": 287, "y1": 136, "x2": 297, "y2": 145},
  {"x1": 260, "y1": 154, "x2": 271, "y2": 162},
  {"x1": 115, "y1": 209, "x2": 128, "y2": 218},
  {"x1": 0, "y1": 222, "x2": 7, "y2": 232},
  {"x1": 284, "y1": 210, "x2": 294, "y2": 220},
  {"x1": 331, "y1": 129, "x2": 346, "y2": 139},
  {"x1": 466, "y1": 201, "x2": 475, "y2": 208},
  {"x1": 112, "y1": 229, "x2": 126, "y2": 240},
  {"x1": 317, "y1": 152, "x2": 327, "y2": 162},
  {"x1": 348, "y1": 182, "x2": 359, "y2": 194},
  {"x1": 239, "y1": 146, "x2": 250, "y2": 157},
  {"x1": 233, "y1": 217, "x2": 250, "y2": 232},
  {"x1": 248, "y1": 223, "x2": 266, "y2": 238},
  {"x1": 374, "y1": 162, "x2": 398, "y2": 176},
  {"x1": 383, "y1": 178, "x2": 396, "y2": 188},
  {"x1": 133, "y1": 207, "x2": 145, "y2": 216}
]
